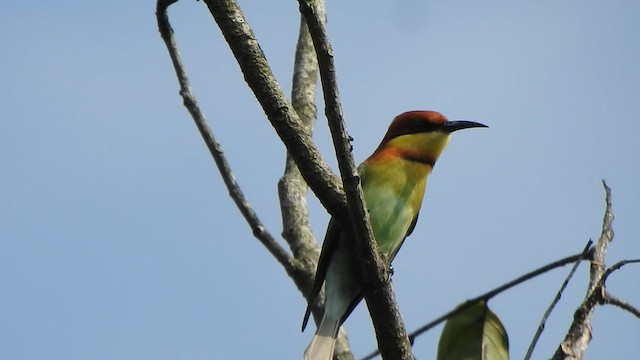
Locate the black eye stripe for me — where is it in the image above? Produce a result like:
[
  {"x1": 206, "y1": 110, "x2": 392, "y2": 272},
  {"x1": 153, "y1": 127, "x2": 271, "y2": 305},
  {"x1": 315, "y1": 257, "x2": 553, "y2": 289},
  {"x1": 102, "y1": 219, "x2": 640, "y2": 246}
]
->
[
  {"x1": 411, "y1": 118, "x2": 439, "y2": 133},
  {"x1": 393, "y1": 118, "x2": 441, "y2": 137}
]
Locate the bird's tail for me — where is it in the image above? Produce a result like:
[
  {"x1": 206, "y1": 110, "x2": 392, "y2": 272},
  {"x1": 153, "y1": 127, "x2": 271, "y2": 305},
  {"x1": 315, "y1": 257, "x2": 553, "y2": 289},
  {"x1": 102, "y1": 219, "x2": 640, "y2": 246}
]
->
[{"x1": 303, "y1": 315, "x2": 340, "y2": 360}]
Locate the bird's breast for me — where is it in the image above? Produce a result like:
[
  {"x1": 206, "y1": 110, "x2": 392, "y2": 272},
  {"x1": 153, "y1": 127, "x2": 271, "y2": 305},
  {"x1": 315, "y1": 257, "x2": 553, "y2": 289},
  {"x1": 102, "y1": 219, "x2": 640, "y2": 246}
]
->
[{"x1": 360, "y1": 158, "x2": 430, "y2": 258}]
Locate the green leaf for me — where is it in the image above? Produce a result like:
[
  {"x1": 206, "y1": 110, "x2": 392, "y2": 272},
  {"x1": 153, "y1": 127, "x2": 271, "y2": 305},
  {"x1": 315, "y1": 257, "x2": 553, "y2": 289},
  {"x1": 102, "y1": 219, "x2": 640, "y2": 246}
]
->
[{"x1": 437, "y1": 300, "x2": 509, "y2": 360}]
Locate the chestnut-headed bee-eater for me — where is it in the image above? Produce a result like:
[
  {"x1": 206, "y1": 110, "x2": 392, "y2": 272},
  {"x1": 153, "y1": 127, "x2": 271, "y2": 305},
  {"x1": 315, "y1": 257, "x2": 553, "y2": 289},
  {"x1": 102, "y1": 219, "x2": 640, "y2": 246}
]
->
[{"x1": 302, "y1": 110, "x2": 487, "y2": 360}]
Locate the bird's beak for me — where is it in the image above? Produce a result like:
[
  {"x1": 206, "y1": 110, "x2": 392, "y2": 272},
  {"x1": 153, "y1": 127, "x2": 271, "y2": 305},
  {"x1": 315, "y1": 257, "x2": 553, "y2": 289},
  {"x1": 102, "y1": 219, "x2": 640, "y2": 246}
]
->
[{"x1": 443, "y1": 120, "x2": 488, "y2": 133}]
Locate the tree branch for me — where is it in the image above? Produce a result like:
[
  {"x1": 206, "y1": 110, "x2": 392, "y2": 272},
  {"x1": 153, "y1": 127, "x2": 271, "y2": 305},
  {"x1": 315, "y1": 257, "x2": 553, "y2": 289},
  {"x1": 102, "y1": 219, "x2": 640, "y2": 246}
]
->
[
  {"x1": 603, "y1": 291, "x2": 640, "y2": 319},
  {"x1": 156, "y1": 0, "x2": 292, "y2": 269},
  {"x1": 278, "y1": 3, "x2": 356, "y2": 359},
  {"x1": 553, "y1": 259, "x2": 640, "y2": 360},
  {"x1": 158, "y1": 7, "x2": 357, "y2": 358},
  {"x1": 279, "y1": 15, "x2": 320, "y2": 262},
  {"x1": 552, "y1": 181, "x2": 615, "y2": 360},
  {"x1": 202, "y1": 0, "x2": 348, "y2": 221},
  {"x1": 589, "y1": 181, "x2": 615, "y2": 293},
  {"x1": 298, "y1": 1, "x2": 413, "y2": 359},
  {"x1": 159, "y1": 2, "x2": 356, "y2": 357}
]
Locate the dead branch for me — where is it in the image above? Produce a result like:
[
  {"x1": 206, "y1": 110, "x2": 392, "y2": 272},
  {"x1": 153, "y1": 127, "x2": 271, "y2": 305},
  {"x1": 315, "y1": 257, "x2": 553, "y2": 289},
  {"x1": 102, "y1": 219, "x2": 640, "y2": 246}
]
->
[{"x1": 552, "y1": 181, "x2": 614, "y2": 360}]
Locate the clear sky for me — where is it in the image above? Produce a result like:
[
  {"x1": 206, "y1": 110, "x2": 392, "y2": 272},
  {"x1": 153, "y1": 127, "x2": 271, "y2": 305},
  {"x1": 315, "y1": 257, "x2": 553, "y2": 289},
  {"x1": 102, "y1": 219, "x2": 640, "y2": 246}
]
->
[{"x1": 2, "y1": 1, "x2": 639, "y2": 359}]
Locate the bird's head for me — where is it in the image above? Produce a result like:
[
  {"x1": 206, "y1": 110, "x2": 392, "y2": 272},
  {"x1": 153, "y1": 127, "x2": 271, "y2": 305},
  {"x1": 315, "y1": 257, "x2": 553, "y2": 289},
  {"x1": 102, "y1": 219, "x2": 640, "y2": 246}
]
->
[{"x1": 368, "y1": 110, "x2": 487, "y2": 166}]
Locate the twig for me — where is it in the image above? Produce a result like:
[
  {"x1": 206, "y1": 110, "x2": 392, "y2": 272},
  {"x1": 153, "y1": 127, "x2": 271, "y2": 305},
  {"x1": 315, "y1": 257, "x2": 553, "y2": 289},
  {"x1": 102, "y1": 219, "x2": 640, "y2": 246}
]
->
[
  {"x1": 156, "y1": 0, "x2": 291, "y2": 269},
  {"x1": 524, "y1": 240, "x2": 593, "y2": 360},
  {"x1": 597, "y1": 259, "x2": 640, "y2": 287},
  {"x1": 360, "y1": 247, "x2": 593, "y2": 360},
  {"x1": 603, "y1": 292, "x2": 640, "y2": 318},
  {"x1": 552, "y1": 181, "x2": 614, "y2": 360},
  {"x1": 298, "y1": 1, "x2": 413, "y2": 359}
]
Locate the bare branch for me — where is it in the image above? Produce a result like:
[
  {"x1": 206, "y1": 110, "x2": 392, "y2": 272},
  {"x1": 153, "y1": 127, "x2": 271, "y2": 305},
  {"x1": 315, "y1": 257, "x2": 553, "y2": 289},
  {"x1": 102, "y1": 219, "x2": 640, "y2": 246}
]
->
[
  {"x1": 279, "y1": 3, "x2": 356, "y2": 359},
  {"x1": 161, "y1": 3, "x2": 409, "y2": 357},
  {"x1": 202, "y1": 0, "x2": 348, "y2": 220},
  {"x1": 553, "y1": 259, "x2": 640, "y2": 360},
  {"x1": 298, "y1": 1, "x2": 413, "y2": 359},
  {"x1": 597, "y1": 259, "x2": 640, "y2": 286},
  {"x1": 552, "y1": 181, "x2": 614, "y2": 360},
  {"x1": 524, "y1": 240, "x2": 593, "y2": 360},
  {"x1": 279, "y1": 13, "x2": 320, "y2": 262},
  {"x1": 589, "y1": 180, "x2": 614, "y2": 292},
  {"x1": 361, "y1": 245, "x2": 594, "y2": 360},
  {"x1": 156, "y1": 0, "x2": 292, "y2": 268},
  {"x1": 277, "y1": 7, "x2": 324, "y2": 322},
  {"x1": 158, "y1": 2, "x2": 357, "y2": 357},
  {"x1": 603, "y1": 291, "x2": 640, "y2": 319},
  {"x1": 158, "y1": 8, "x2": 358, "y2": 359}
]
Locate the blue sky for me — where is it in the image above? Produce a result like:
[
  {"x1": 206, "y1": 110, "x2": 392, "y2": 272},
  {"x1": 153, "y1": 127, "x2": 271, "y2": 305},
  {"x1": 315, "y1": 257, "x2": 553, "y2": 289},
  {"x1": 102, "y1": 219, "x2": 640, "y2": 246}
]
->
[{"x1": 2, "y1": 1, "x2": 639, "y2": 359}]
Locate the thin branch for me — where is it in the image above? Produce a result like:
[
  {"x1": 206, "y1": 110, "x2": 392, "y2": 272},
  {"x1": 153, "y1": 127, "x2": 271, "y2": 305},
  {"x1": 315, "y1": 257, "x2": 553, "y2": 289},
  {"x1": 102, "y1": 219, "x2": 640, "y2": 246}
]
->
[
  {"x1": 298, "y1": 1, "x2": 413, "y2": 359},
  {"x1": 603, "y1": 291, "x2": 640, "y2": 319},
  {"x1": 156, "y1": 0, "x2": 292, "y2": 268},
  {"x1": 524, "y1": 240, "x2": 593, "y2": 360},
  {"x1": 552, "y1": 181, "x2": 614, "y2": 360},
  {"x1": 598, "y1": 259, "x2": 640, "y2": 286},
  {"x1": 361, "y1": 246, "x2": 593, "y2": 360},
  {"x1": 202, "y1": 0, "x2": 348, "y2": 220}
]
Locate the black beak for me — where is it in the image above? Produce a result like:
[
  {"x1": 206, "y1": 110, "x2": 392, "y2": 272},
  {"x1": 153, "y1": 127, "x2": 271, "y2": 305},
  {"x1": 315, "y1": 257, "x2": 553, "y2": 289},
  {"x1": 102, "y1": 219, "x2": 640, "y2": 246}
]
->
[{"x1": 442, "y1": 120, "x2": 488, "y2": 133}]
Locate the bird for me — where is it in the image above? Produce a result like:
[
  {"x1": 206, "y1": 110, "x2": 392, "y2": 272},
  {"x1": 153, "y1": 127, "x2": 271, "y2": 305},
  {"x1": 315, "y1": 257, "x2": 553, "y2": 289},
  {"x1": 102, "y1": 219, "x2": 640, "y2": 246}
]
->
[{"x1": 301, "y1": 110, "x2": 487, "y2": 360}]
